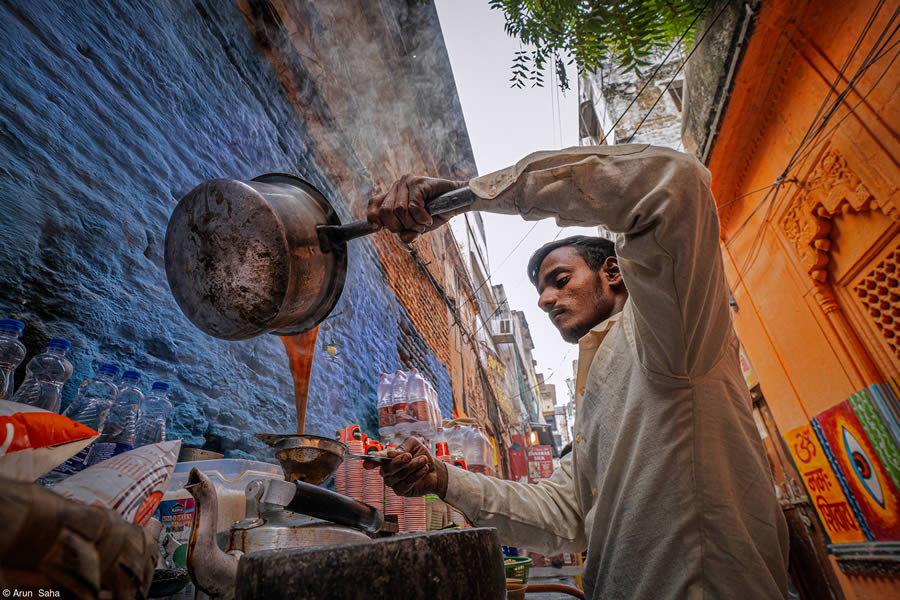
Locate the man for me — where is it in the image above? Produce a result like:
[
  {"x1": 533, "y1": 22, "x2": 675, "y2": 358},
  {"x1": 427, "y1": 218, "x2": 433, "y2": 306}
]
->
[{"x1": 366, "y1": 145, "x2": 789, "y2": 599}]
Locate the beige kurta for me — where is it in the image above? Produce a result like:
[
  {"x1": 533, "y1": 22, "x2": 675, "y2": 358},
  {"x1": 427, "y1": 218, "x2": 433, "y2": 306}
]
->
[{"x1": 444, "y1": 144, "x2": 790, "y2": 599}]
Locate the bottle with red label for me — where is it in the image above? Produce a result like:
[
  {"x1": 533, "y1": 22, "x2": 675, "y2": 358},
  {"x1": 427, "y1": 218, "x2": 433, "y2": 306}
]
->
[
  {"x1": 391, "y1": 370, "x2": 413, "y2": 437},
  {"x1": 434, "y1": 428, "x2": 451, "y2": 464},
  {"x1": 407, "y1": 369, "x2": 430, "y2": 434},
  {"x1": 376, "y1": 372, "x2": 394, "y2": 438}
]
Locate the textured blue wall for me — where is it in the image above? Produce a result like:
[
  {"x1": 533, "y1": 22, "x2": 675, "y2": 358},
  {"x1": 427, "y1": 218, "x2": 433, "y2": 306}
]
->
[{"x1": 0, "y1": 0, "x2": 460, "y2": 461}]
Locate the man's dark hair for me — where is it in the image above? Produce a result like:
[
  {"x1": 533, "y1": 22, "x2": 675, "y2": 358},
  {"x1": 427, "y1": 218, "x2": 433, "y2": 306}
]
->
[{"x1": 527, "y1": 235, "x2": 616, "y2": 287}]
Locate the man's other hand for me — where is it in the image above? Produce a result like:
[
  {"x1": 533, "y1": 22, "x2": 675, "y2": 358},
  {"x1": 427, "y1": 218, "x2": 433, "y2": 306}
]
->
[
  {"x1": 366, "y1": 175, "x2": 466, "y2": 243},
  {"x1": 0, "y1": 477, "x2": 160, "y2": 599},
  {"x1": 363, "y1": 437, "x2": 448, "y2": 497}
]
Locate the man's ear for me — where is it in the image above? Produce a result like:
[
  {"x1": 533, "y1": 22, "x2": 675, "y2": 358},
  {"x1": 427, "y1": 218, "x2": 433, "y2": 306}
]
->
[{"x1": 604, "y1": 256, "x2": 623, "y2": 287}]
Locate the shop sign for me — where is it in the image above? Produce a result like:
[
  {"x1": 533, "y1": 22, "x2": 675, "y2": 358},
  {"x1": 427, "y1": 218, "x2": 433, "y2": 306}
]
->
[
  {"x1": 785, "y1": 424, "x2": 865, "y2": 544},
  {"x1": 527, "y1": 445, "x2": 554, "y2": 483}
]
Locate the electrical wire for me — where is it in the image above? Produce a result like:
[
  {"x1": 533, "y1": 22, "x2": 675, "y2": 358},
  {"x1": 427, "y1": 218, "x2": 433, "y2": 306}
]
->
[
  {"x1": 724, "y1": 0, "x2": 898, "y2": 248},
  {"x1": 724, "y1": 5, "x2": 899, "y2": 291},
  {"x1": 716, "y1": 180, "x2": 796, "y2": 212},
  {"x1": 782, "y1": 0, "x2": 887, "y2": 172},
  {"x1": 624, "y1": 0, "x2": 735, "y2": 143},
  {"x1": 456, "y1": 219, "x2": 541, "y2": 317},
  {"x1": 601, "y1": 0, "x2": 717, "y2": 144},
  {"x1": 787, "y1": 43, "x2": 900, "y2": 170},
  {"x1": 781, "y1": 10, "x2": 898, "y2": 179}
]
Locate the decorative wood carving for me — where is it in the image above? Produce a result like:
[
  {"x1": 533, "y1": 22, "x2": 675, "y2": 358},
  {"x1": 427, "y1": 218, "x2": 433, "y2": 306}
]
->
[
  {"x1": 779, "y1": 146, "x2": 894, "y2": 283},
  {"x1": 852, "y1": 246, "x2": 900, "y2": 363}
]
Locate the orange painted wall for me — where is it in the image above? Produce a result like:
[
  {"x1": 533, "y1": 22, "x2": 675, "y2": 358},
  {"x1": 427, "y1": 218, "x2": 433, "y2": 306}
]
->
[{"x1": 707, "y1": 0, "x2": 900, "y2": 596}]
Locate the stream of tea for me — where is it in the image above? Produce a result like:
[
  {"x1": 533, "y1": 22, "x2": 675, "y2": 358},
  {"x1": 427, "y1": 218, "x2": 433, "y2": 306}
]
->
[{"x1": 280, "y1": 326, "x2": 320, "y2": 434}]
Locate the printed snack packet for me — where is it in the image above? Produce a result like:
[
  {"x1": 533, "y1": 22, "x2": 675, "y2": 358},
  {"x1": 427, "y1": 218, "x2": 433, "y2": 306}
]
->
[
  {"x1": 0, "y1": 400, "x2": 98, "y2": 481},
  {"x1": 52, "y1": 439, "x2": 181, "y2": 525}
]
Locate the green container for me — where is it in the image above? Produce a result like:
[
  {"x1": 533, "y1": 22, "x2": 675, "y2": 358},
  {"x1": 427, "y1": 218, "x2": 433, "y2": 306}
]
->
[{"x1": 503, "y1": 556, "x2": 532, "y2": 583}]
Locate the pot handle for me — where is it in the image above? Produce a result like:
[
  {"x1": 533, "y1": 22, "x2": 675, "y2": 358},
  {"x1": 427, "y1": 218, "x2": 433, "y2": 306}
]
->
[
  {"x1": 287, "y1": 480, "x2": 386, "y2": 534},
  {"x1": 317, "y1": 186, "x2": 475, "y2": 251}
]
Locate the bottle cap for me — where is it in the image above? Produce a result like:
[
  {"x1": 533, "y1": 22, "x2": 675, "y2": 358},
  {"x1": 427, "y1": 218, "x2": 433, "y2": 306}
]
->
[
  {"x1": 0, "y1": 319, "x2": 24, "y2": 335},
  {"x1": 151, "y1": 381, "x2": 170, "y2": 392},
  {"x1": 47, "y1": 338, "x2": 71, "y2": 351},
  {"x1": 122, "y1": 370, "x2": 142, "y2": 382},
  {"x1": 98, "y1": 363, "x2": 120, "y2": 377}
]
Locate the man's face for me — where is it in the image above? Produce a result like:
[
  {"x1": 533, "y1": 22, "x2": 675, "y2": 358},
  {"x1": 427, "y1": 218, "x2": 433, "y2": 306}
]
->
[{"x1": 536, "y1": 246, "x2": 618, "y2": 343}]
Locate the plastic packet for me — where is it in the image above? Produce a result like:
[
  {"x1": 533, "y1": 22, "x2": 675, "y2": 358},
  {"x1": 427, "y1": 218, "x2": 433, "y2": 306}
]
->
[
  {"x1": 52, "y1": 439, "x2": 181, "y2": 525},
  {"x1": 0, "y1": 399, "x2": 98, "y2": 481}
]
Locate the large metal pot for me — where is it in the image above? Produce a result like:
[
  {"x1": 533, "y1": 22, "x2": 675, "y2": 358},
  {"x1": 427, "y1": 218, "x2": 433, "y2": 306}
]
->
[{"x1": 164, "y1": 174, "x2": 473, "y2": 340}]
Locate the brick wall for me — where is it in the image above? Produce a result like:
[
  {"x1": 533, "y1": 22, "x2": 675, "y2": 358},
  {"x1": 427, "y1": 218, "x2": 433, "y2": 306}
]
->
[{"x1": 0, "y1": 0, "x2": 475, "y2": 460}]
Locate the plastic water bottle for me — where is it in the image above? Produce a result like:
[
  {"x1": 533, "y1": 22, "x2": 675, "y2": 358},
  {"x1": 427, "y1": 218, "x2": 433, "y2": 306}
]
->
[
  {"x1": 0, "y1": 319, "x2": 25, "y2": 401},
  {"x1": 377, "y1": 372, "x2": 395, "y2": 438},
  {"x1": 135, "y1": 382, "x2": 173, "y2": 446},
  {"x1": 391, "y1": 370, "x2": 411, "y2": 438},
  {"x1": 87, "y1": 370, "x2": 143, "y2": 464},
  {"x1": 407, "y1": 369, "x2": 432, "y2": 437},
  {"x1": 41, "y1": 363, "x2": 121, "y2": 484},
  {"x1": 11, "y1": 338, "x2": 73, "y2": 412}
]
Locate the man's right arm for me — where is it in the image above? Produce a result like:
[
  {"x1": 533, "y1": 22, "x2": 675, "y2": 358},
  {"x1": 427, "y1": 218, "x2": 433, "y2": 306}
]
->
[
  {"x1": 374, "y1": 438, "x2": 586, "y2": 555},
  {"x1": 444, "y1": 453, "x2": 587, "y2": 555}
]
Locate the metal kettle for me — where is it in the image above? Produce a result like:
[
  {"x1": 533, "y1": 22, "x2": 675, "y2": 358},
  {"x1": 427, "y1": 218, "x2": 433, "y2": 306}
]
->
[
  {"x1": 164, "y1": 174, "x2": 474, "y2": 340},
  {"x1": 185, "y1": 468, "x2": 385, "y2": 599}
]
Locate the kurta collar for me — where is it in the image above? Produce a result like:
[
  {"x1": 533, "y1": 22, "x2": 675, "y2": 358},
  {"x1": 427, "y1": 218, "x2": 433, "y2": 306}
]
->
[{"x1": 574, "y1": 309, "x2": 623, "y2": 411}]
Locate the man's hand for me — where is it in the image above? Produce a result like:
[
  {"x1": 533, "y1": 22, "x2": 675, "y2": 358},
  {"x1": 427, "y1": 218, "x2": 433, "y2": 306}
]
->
[
  {"x1": 0, "y1": 477, "x2": 160, "y2": 599},
  {"x1": 364, "y1": 437, "x2": 448, "y2": 497},
  {"x1": 367, "y1": 175, "x2": 467, "y2": 243}
]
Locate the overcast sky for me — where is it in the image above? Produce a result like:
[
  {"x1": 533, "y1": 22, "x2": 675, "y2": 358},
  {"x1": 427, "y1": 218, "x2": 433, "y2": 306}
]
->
[{"x1": 434, "y1": 0, "x2": 599, "y2": 399}]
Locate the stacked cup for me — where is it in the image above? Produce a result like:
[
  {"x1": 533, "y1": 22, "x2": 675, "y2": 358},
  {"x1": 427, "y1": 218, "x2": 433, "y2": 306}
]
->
[
  {"x1": 404, "y1": 494, "x2": 426, "y2": 532},
  {"x1": 448, "y1": 459, "x2": 470, "y2": 528},
  {"x1": 363, "y1": 438, "x2": 384, "y2": 514},
  {"x1": 334, "y1": 428, "x2": 348, "y2": 496},
  {"x1": 345, "y1": 425, "x2": 365, "y2": 502},
  {"x1": 383, "y1": 443, "x2": 406, "y2": 532}
]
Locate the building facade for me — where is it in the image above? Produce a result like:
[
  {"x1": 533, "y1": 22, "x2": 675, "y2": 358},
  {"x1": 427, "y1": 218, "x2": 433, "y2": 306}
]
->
[
  {"x1": 579, "y1": 50, "x2": 686, "y2": 150},
  {"x1": 685, "y1": 0, "x2": 900, "y2": 597}
]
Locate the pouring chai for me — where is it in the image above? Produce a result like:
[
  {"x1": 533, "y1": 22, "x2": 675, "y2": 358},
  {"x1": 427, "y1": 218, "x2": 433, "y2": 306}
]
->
[{"x1": 280, "y1": 326, "x2": 320, "y2": 434}]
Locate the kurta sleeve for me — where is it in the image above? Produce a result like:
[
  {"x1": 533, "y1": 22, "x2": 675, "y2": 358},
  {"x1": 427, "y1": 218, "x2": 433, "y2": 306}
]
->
[
  {"x1": 468, "y1": 144, "x2": 732, "y2": 379},
  {"x1": 443, "y1": 453, "x2": 587, "y2": 555}
]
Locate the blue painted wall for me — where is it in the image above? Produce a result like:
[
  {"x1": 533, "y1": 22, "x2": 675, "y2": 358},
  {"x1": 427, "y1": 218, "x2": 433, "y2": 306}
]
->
[{"x1": 0, "y1": 0, "x2": 466, "y2": 461}]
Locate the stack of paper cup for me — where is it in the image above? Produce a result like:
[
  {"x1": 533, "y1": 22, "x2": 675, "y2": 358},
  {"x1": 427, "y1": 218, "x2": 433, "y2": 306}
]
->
[
  {"x1": 425, "y1": 494, "x2": 446, "y2": 530},
  {"x1": 334, "y1": 428, "x2": 348, "y2": 496},
  {"x1": 383, "y1": 444, "x2": 405, "y2": 532},
  {"x1": 363, "y1": 439, "x2": 384, "y2": 514},
  {"x1": 404, "y1": 495, "x2": 426, "y2": 532},
  {"x1": 345, "y1": 425, "x2": 365, "y2": 502}
]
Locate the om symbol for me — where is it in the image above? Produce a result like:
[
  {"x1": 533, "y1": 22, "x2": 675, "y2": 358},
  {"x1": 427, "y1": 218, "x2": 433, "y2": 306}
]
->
[{"x1": 793, "y1": 431, "x2": 817, "y2": 464}]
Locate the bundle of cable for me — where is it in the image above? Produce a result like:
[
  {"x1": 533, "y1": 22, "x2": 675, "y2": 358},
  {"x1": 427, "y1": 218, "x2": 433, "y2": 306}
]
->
[{"x1": 345, "y1": 425, "x2": 365, "y2": 501}]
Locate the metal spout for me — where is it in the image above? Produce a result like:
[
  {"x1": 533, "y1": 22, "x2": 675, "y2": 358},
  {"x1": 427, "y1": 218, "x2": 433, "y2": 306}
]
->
[{"x1": 185, "y1": 468, "x2": 240, "y2": 600}]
